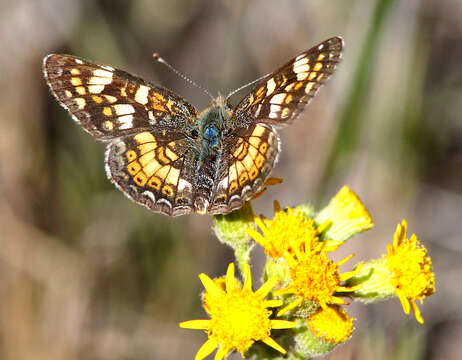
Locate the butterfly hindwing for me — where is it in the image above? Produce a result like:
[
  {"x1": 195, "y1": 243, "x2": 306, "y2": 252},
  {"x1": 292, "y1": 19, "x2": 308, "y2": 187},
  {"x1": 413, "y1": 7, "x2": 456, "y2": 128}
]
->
[
  {"x1": 105, "y1": 130, "x2": 197, "y2": 216},
  {"x1": 43, "y1": 54, "x2": 198, "y2": 141},
  {"x1": 209, "y1": 124, "x2": 280, "y2": 214},
  {"x1": 232, "y1": 37, "x2": 343, "y2": 127}
]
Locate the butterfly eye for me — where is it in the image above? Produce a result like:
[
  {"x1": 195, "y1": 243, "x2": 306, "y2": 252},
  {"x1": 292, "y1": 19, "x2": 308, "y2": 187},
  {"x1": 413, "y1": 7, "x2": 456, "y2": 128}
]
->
[{"x1": 191, "y1": 129, "x2": 199, "y2": 138}]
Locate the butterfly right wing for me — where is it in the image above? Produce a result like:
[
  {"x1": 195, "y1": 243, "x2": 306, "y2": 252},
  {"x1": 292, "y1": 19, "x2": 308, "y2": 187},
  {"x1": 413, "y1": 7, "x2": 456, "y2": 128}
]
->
[{"x1": 43, "y1": 54, "x2": 198, "y2": 141}]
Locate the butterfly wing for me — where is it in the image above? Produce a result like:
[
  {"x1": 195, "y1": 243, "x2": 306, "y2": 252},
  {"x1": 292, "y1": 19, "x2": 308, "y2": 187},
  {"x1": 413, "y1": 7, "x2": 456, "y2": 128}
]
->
[
  {"x1": 105, "y1": 130, "x2": 198, "y2": 216},
  {"x1": 43, "y1": 54, "x2": 198, "y2": 141},
  {"x1": 231, "y1": 37, "x2": 343, "y2": 127},
  {"x1": 209, "y1": 123, "x2": 280, "y2": 214}
]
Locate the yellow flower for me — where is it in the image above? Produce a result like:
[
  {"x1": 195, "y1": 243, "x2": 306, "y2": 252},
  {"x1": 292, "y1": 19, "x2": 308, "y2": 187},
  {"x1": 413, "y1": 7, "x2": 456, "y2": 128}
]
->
[
  {"x1": 307, "y1": 305, "x2": 354, "y2": 344},
  {"x1": 247, "y1": 200, "x2": 340, "y2": 259},
  {"x1": 274, "y1": 242, "x2": 361, "y2": 316},
  {"x1": 316, "y1": 186, "x2": 374, "y2": 242},
  {"x1": 180, "y1": 263, "x2": 295, "y2": 360},
  {"x1": 386, "y1": 220, "x2": 435, "y2": 324}
]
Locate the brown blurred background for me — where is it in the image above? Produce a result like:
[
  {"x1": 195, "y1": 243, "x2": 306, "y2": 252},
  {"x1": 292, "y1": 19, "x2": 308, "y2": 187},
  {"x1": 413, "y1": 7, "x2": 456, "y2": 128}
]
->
[{"x1": 0, "y1": 0, "x2": 461, "y2": 359}]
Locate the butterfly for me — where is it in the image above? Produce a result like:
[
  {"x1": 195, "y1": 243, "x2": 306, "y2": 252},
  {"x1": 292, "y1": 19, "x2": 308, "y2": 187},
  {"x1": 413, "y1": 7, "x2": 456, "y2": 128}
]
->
[{"x1": 43, "y1": 37, "x2": 343, "y2": 216}]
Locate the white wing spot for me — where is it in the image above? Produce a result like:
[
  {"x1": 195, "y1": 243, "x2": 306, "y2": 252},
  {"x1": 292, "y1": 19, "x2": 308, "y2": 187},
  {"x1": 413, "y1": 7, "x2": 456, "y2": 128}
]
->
[
  {"x1": 88, "y1": 85, "x2": 105, "y2": 94},
  {"x1": 270, "y1": 93, "x2": 287, "y2": 105},
  {"x1": 296, "y1": 72, "x2": 309, "y2": 81},
  {"x1": 266, "y1": 78, "x2": 277, "y2": 96},
  {"x1": 75, "y1": 59, "x2": 83, "y2": 64},
  {"x1": 293, "y1": 57, "x2": 308, "y2": 68},
  {"x1": 114, "y1": 104, "x2": 135, "y2": 115},
  {"x1": 293, "y1": 64, "x2": 309, "y2": 74},
  {"x1": 93, "y1": 69, "x2": 114, "y2": 78},
  {"x1": 135, "y1": 85, "x2": 150, "y2": 105},
  {"x1": 118, "y1": 114, "x2": 134, "y2": 129},
  {"x1": 74, "y1": 98, "x2": 86, "y2": 109},
  {"x1": 88, "y1": 76, "x2": 112, "y2": 85}
]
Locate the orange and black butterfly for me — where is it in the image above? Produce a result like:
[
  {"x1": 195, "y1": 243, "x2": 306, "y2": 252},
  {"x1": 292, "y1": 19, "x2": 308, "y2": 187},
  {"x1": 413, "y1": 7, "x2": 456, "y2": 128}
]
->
[{"x1": 43, "y1": 37, "x2": 343, "y2": 216}]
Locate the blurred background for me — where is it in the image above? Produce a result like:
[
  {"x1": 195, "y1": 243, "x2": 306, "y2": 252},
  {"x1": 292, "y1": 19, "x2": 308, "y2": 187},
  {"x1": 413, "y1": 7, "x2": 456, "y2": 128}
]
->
[{"x1": 0, "y1": 0, "x2": 460, "y2": 359}]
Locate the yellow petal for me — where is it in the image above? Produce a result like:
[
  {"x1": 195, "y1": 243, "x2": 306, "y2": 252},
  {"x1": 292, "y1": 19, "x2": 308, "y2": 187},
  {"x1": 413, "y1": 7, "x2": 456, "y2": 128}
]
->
[
  {"x1": 243, "y1": 263, "x2": 253, "y2": 291},
  {"x1": 200, "y1": 274, "x2": 225, "y2": 297},
  {"x1": 179, "y1": 319, "x2": 210, "y2": 330},
  {"x1": 262, "y1": 337, "x2": 286, "y2": 354},
  {"x1": 255, "y1": 275, "x2": 278, "y2": 298},
  {"x1": 270, "y1": 319, "x2": 296, "y2": 329},
  {"x1": 195, "y1": 339, "x2": 218, "y2": 360},
  {"x1": 264, "y1": 299, "x2": 283, "y2": 308},
  {"x1": 225, "y1": 263, "x2": 235, "y2": 291},
  {"x1": 214, "y1": 345, "x2": 229, "y2": 360},
  {"x1": 277, "y1": 297, "x2": 303, "y2": 316},
  {"x1": 410, "y1": 300, "x2": 424, "y2": 324}
]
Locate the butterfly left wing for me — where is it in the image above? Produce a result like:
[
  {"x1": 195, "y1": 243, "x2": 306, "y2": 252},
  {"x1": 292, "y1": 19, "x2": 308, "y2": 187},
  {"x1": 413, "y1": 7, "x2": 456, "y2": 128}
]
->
[
  {"x1": 106, "y1": 130, "x2": 199, "y2": 216},
  {"x1": 231, "y1": 37, "x2": 343, "y2": 128},
  {"x1": 43, "y1": 54, "x2": 198, "y2": 141}
]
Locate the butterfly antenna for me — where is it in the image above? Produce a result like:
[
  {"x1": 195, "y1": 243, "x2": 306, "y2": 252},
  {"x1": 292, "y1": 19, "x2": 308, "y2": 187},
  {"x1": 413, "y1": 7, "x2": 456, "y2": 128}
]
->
[
  {"x1": 153, "y1": 52, "x2": 214, "y2": 101},
  {"x1": 225, "y1": 72, "x2": 271, "y2": 102}
]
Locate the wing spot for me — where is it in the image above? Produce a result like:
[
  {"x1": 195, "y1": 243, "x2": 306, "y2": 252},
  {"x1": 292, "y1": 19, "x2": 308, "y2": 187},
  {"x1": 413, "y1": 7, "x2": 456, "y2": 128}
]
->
[
  {"x1": 166, "y1": 167, "x2": 180, "y2": 185},
  {"x1": 114, "y1": 104, "x2": 135, "y2": 115},
  {"x1": 281, "y1": 108, "x2": 291, "y2": 118},
  {"x1": 71, "y1": 77, "x2": 82, "y2": 86},
  {"x1": 64, "y1": 90, "x2": 72, "y2": 98},
  {"x1": 102, "y1": 120, "x2": 113, "y2": 131},
  {"x1": 255, "y1": 154, "x2": 265, "y2": 168},
  {"x1": 229, "y1": 181, "x2": 239, "y2": 194},
  {"x1": 118, "y1": 114, "x2": 134, "y2": 130},
  {"x1": 239, "y1": 172, "x2": 249, "y2": 186},
  {"x1": 75, "y1": 86, "x2": 86, "y2": 95},
  {"x1": 103, "y1": 107, "x2": 112, "y2": 116},
  {"x1": 266, "y1": 78, "x2": 277, "y2": 96},
  {"x1": 104, "y1": 95, "x2": 117, "y2": 103},
  {"x1": 294, "y1": 82, "x2": 305, "y2": 90},
  {"x1": 135, "y1": 85, "x2": 150, "y2": 105},
  {"x1": 88, "y1": 85, "x2": 105, "y2": 94},
  {"x1": 308, "y1": 72, "x2": 317, "y2": 81},
  {"x1": 93, "y1": 69, "x2": 113, "y2": 78},
  {"x1": 148, "y1": 111, "x2": 156, "y2": 124},
  {"x1": 317, "y1": 53, "x2": 326, "y2": 61},
  {"x1": 127, "y1": 161, "x2": 141, "y2": 175},
  {"x1": 144, "y1": 160, "x2": 162, "y2": 177},
  {"x1": 138, "y1": 142, "x2": 156, "y2": 155},
  {"x1": 293, "y1": 64, "x2": 309, "y2": 74},
  {"x1": 162, "y1": 185, "x2": 174, "y2": 197},
  {"x1": 296, "y1": 72, "x2": 309, "y2": 81},
  {"x1": 305, "y1": 82, "x2": 315, "y2": 94},
  {"x1": 121, "y1": 87, "x2": 127, "y2": 97},
  {"x1": 148, "y1": 176, "x2": 162, "y2": 190},
  {"x1": 259, "y1": 142, "x2": 268, "y2": 154},
  {"x1": 70, "y1": 68, "x2": 80, "y2": 75},
  {"x1": 135, "y1": 132, "x2": 155, "y2": 144},
  {"x1": 74, "y1": 98, "x2": 86, "y2": 109},
  {"x1": 134, "y1": 172, "x2": 148, "y2": 186},
  {"x1": 293, "y1": 57, "x2": 309, "y2": 68},
  {"x1": 249, "y1": 166, "x2": 259, "y2": 180},
  {"x1": 270, "y1": 93, "x2": 287, "y2": 105},
  {"x1": 313, "y1": 62, "x2": 323, "y2": 71},
  {"x1": 126, "y1": 150, "x2": 137, "y2": 162},
  {"x1": 139, "y1": 151, "x2": 155, "y2": 167},
  {"x1": 285, "y1": 94, "x2": 293, "y2": 104},
  {"x1": 165, "y1": 147, "x2": 179, "y2": 162},
  {"x1": 74, "y1": 59, "x2": 83, "y2": 64},
  {"x1": 92, "y1": 95, "x2": 103, "y2": 104}
]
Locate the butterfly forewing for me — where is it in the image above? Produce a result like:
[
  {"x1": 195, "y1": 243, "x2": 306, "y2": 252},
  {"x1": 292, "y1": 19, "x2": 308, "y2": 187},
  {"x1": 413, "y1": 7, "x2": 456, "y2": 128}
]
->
[
  {"x1": 43, "y1": 54, "x2": 198, "y2": 141},
  {"x1": 232, "y1": 37, "x2": 343, "y2": 127}
]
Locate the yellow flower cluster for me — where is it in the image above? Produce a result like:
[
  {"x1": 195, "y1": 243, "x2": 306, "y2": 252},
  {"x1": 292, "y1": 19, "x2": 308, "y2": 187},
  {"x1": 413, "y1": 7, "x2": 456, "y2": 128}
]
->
[{"x1": 180, "y1": 186, "x2": 436, "y2": 359}]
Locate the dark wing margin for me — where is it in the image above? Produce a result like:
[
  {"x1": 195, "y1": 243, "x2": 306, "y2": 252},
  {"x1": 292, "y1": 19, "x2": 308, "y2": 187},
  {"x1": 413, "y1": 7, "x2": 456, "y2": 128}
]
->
[
  {"x1": 231, "y1": 37, "x2": 343, "y2": 127},
  {"x1": 43, "y1": 54, "x2": 198, "y2": 141}
]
